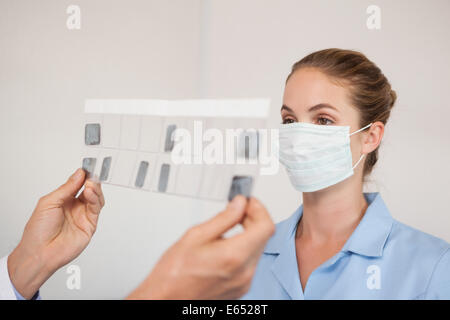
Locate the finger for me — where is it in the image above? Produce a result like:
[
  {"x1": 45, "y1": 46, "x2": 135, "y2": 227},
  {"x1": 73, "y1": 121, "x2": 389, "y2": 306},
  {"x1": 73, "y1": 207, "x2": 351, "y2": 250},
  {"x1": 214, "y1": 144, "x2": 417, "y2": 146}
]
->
[
  {"x1": 241, "y1": 197, "x2": 273, "y2": 234},
  {"x1": 82, "y1": 187, "x2": 102, "y2": 215},
  {"x1": 224, "y1": 197, "x2": 274, "y2": 256},
  {"x1": 83, "y1": 179, "x2": 105, "y2": 208},
  {"x1": 187, "y1": 195, "x2": 248, "y2": 243},
  {"x1": 48, "y1": 168, "x2": 86, "y2": 203}
]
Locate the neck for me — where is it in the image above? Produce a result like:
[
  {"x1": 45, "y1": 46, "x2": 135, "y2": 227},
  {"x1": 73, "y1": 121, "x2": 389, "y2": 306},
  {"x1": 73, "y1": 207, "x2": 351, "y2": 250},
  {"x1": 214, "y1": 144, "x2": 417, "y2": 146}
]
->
[{"x1": 297, "y1": 176, "x2": 368, "y2": 243}]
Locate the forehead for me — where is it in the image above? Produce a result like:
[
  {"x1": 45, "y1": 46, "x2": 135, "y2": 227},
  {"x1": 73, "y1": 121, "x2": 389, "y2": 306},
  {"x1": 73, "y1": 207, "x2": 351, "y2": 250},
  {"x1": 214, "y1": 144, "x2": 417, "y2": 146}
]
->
[{"x1": 283, "y1": 68, "x2": 351, "y2": 113}]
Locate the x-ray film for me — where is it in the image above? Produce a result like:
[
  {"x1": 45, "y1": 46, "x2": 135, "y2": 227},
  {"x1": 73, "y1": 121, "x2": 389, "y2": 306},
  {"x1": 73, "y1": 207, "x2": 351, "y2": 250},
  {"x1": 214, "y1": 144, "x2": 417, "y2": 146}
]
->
[
  {"x1": 228, "y1": 176, "x2": 254, "y2": 201},
  {"x1": 81, "y1": 99, "x2": 270, "y2": 201}
]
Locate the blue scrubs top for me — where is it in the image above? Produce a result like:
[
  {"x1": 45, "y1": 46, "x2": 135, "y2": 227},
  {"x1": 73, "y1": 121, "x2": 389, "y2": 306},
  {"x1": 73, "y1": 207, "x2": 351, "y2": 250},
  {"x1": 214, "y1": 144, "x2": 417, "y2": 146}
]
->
[{"x1": 243, "y1": 192, "x2": 450, "y2": 299}]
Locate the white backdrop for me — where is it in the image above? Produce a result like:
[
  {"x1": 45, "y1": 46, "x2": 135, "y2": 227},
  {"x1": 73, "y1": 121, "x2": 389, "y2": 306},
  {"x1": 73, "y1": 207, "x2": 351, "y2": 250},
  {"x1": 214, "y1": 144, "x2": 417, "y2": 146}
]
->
[{"x1": 1, "y1": 0, "x2": 449, "y2": 299}]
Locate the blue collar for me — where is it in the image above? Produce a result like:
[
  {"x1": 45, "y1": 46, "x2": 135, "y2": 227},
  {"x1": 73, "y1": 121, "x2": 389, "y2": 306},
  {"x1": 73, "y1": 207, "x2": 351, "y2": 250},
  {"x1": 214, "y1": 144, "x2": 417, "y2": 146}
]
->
[{"x1": 264, "y1": 192, "x2": 394, "y2": 258}]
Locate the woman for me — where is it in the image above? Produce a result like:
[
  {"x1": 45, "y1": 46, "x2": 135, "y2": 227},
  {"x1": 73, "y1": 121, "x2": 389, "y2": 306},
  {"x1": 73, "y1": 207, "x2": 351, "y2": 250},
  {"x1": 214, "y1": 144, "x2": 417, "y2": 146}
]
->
[{"x1": 243, "y1": 49, "x2": 450, "y2": 299}]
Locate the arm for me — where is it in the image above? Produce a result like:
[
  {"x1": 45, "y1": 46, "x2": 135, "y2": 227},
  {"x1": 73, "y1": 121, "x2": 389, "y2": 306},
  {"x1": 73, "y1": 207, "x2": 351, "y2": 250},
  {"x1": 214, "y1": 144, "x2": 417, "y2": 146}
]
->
[{"x1": 3, "y1": 168, "x2": 105, "y2": 299}]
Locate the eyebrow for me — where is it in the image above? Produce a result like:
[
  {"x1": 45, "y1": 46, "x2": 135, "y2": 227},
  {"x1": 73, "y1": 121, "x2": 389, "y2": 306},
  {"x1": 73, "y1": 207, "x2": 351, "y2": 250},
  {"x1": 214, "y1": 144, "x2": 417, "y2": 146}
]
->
[
  {"x1": 280, "y1": 104, "x2": 295, "y2": 113},
  {"x1": 281, "y1": 103, "x2": 338, "y2": 113}
]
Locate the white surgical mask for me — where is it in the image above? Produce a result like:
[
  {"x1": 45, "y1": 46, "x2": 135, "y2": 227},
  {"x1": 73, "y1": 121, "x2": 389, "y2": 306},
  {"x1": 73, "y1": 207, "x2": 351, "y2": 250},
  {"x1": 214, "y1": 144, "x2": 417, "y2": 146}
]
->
[{"x1": 278, "y1": 122, "x2": 372, "y2": 192}]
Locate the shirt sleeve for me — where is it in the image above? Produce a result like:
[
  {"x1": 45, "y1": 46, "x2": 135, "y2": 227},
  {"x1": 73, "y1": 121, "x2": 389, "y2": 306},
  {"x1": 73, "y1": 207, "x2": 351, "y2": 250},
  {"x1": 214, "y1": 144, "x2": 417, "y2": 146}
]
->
[
  {"x1": 0, "y1": 255, "x2": 41, "y2": 300},
  {"x1": 424, "y1": 247, "x2": 450, "y2": 299},
  {"x1": 12, "y1": 284, "x2": 41, "y2": 300}
]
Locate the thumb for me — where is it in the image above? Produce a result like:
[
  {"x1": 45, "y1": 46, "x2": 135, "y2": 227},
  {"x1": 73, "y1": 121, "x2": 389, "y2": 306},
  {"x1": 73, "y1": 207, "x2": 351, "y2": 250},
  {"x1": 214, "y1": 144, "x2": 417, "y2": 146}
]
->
[
  {"x1": 49, "y1": 168, "x2": 86, "y2": 202},
  {"x1": 189, "y1": 195, "x2": 248, "y2": 243}
]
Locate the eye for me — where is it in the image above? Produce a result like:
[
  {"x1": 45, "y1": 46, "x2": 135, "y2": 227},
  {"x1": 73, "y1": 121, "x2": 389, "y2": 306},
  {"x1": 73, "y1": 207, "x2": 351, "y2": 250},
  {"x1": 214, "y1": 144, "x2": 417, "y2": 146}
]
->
[
  {"x1": 282, "y1": 118, "x2": 296, "y2": 124},
  {"x1": 316, "y1": 116, "x2": 334, "y2": 125}
]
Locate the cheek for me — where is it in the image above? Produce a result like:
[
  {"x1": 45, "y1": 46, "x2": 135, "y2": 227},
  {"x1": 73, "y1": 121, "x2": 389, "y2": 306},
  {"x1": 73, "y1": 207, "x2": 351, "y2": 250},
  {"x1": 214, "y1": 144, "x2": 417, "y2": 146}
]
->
[{"x1": 349, "y1": 136, "x2": 364, "y2": 162}]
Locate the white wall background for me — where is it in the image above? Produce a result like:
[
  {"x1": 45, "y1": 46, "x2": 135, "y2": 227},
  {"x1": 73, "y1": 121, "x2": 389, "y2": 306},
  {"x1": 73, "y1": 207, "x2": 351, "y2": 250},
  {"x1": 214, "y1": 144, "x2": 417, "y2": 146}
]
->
[{"x1": 1, "y1": 0, "x2": 449, "y2": 299}]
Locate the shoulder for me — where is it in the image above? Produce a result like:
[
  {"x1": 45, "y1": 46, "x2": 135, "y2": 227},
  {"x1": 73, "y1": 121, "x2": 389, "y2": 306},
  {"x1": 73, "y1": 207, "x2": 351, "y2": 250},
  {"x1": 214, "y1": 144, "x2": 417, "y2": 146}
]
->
[
  {"x1": 386, "y1": 219, "x2": 450, "y2": 298},
  {"x1": 388, "y1": 219, "x2": 450, "y2": 257}
]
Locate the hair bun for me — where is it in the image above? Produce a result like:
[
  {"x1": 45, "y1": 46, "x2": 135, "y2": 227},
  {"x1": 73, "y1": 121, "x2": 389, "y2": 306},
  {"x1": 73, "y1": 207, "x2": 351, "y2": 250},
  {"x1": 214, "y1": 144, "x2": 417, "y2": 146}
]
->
[{"x1": 389, "y1": 90, "x2": 397, "y2": 109}]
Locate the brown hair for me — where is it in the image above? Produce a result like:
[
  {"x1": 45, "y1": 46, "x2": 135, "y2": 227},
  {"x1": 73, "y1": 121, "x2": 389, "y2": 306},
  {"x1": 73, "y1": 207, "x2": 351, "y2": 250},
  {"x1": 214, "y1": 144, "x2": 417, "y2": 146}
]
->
[{"x1": 286, "y1": 48, "x2": 397, "y2": 176}]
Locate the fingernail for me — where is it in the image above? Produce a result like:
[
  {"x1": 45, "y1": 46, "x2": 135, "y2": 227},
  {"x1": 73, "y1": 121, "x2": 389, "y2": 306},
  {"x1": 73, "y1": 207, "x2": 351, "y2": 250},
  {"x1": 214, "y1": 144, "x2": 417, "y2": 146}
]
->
[{"x1": 228, "y1": 195, "x2": 246, "y2": 211}]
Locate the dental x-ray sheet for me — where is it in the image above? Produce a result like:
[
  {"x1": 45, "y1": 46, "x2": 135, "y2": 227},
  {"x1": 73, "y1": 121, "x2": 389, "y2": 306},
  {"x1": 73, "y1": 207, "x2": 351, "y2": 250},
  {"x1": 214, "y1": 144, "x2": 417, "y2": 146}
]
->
[{"x1": 81, "y1": 99, "x2": 270, "y2": 201}]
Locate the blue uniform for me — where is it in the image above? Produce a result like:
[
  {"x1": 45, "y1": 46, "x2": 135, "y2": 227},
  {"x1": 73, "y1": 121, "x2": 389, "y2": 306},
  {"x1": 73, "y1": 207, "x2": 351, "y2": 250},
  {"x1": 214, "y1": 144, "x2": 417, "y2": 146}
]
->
[{"x1": 243, "y1": 193, "x2": 450, "y2": 299}]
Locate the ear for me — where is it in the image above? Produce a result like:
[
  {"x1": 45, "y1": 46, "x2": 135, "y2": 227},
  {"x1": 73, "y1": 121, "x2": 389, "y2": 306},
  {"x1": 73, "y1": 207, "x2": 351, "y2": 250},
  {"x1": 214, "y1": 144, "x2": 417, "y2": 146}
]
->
[{"x1": 362, "y1": 121, "x2": 384, "y2": 154}]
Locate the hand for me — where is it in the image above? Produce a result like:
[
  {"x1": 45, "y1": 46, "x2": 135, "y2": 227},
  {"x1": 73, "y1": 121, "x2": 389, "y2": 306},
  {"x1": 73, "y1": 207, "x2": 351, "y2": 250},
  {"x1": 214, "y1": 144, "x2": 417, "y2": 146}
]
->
[
  {"x1": 127, "y1": 195, "x2": 275, "y2": 300},
  {"x1": 7, "y1": 168, "x2": 105, "y2": 299}
]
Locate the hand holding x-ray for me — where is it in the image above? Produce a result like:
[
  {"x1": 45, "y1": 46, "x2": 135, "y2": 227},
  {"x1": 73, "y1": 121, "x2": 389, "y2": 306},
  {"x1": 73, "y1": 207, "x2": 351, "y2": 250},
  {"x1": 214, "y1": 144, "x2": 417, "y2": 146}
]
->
[
  {"x1": 127, "y1": 195, "x2": 275, "y2": 300},
  {"x1": 4, "y1": 168, "x2": 273, "y2": 300},
  {"x1": 7, "y1": 168, "x2": 105, "y2": 299}
]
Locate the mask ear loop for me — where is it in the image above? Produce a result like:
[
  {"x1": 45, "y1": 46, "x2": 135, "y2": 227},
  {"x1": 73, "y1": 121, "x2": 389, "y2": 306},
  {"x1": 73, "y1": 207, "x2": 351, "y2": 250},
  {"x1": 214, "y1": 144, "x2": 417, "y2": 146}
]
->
[
  {"x1": 349, "y1": 123, "x2": 372, "y2": 170},
  {"x1": 349, "y1": 123, "x2": 372, "y2": 136},
  {"x1": 352, "y1": 154, "x2": 365, "y2": 170}
]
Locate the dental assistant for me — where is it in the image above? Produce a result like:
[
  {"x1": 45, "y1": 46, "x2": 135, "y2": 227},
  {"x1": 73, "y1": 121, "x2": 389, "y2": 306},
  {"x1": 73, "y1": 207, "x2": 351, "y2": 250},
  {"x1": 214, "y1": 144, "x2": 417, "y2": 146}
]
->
[{"x1": 243, "y1": 48, "x2": 450, "y2": 299}]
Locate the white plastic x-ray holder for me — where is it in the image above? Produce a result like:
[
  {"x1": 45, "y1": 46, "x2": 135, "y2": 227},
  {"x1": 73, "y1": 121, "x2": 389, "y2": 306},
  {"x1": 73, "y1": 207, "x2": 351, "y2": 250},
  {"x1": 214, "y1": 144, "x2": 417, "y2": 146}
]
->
[{"x1": 81, "y1": 99, "x2": 270, "y2": 202}]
